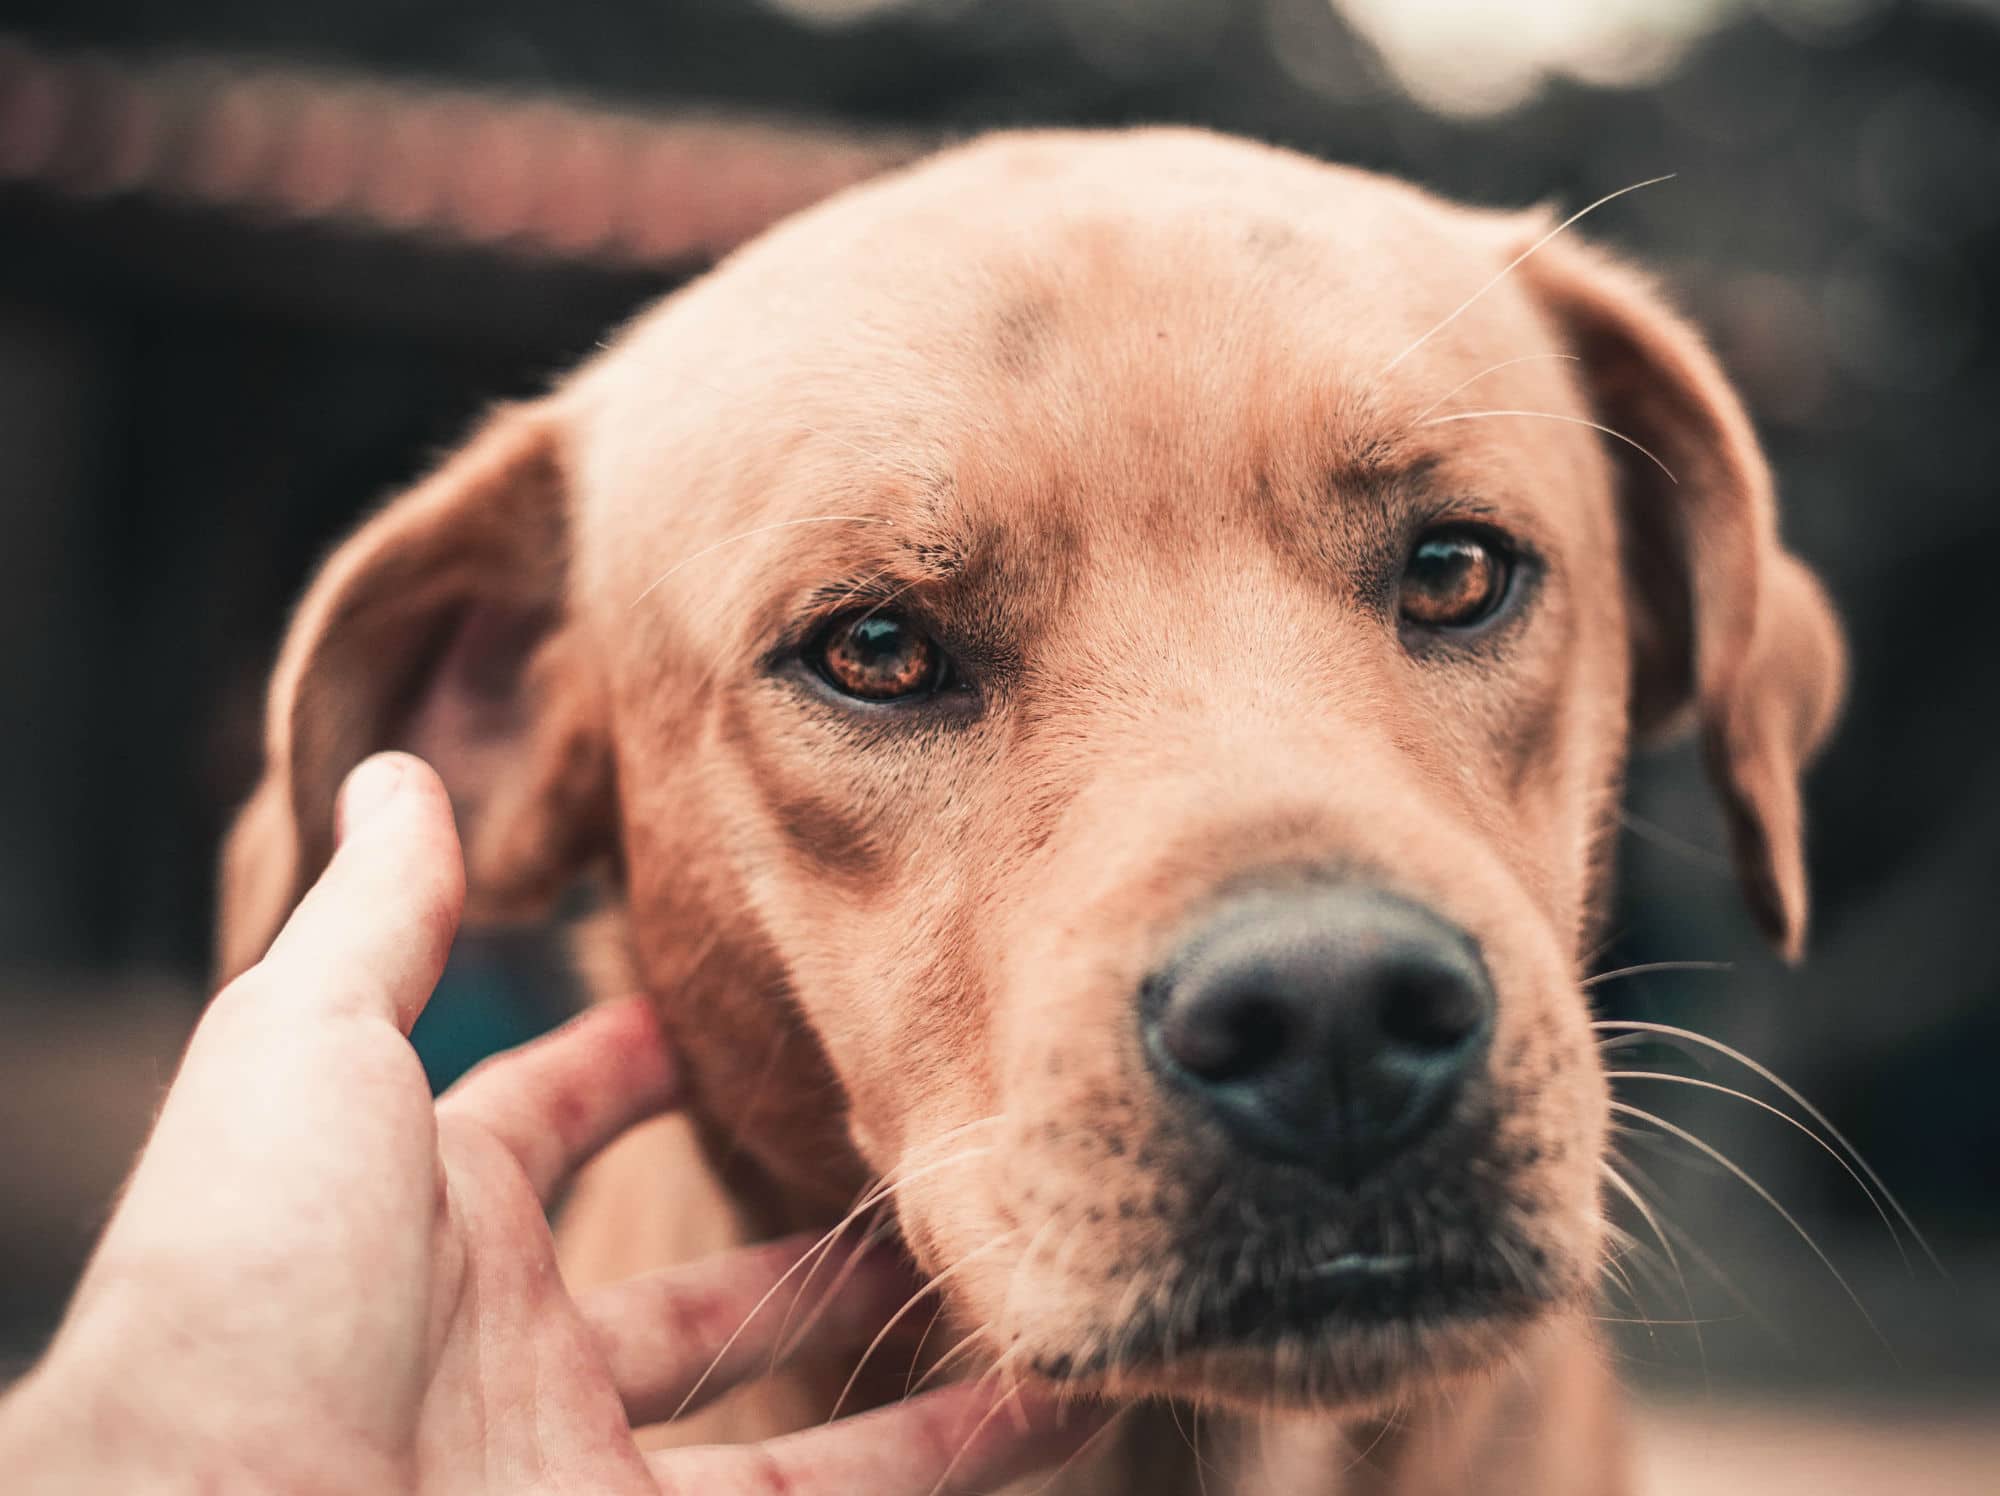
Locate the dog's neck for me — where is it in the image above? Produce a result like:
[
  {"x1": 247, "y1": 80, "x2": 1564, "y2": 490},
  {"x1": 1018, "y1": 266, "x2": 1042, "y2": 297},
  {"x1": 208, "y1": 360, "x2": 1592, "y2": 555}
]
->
[{"x1": 1087, "y1": 1328, "x2": 1624, "y2": 1496}]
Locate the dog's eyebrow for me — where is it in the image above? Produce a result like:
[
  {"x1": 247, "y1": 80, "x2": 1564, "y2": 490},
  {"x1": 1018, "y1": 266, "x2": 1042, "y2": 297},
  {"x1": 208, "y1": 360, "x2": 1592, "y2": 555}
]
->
[
  {"x1": 800, "y1": 563, "x2": 944, "y2": 615},
  {"x1": 748, "y1": 504, "x2": 976, "y2": 636},
  {"x1": 1322, "y1": 443, "x2": 1442, "y2": 510}
]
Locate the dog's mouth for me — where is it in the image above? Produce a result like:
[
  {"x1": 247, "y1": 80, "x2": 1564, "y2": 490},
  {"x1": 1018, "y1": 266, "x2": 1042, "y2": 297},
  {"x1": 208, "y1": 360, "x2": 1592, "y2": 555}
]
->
[
  {"x1": 1025, "y1": 1236, "x2": 1549, "y2": 1386},
  {"x1": 1200, "y1": 1247, "x2": 1500, "y2": 1333}
]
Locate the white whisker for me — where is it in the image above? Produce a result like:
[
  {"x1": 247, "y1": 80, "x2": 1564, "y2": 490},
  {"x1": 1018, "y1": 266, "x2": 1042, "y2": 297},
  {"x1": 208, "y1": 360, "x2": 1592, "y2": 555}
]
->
[
  {"x1": 1602, "y1": 1159, "x2": 1707, "y2": 1386},
  {"x1": 670, "y1": 1139, "x2": 996, "y2": 1421},
  {"x1": 1582, "y1": 959, "x2": 1733, "y2": 990},
  {"x1": 1379, "y1": 173, "x2": 1676, "y2": 375},
  {"x1": 1610, "y1": 1100, "x2": 1894, "y2": 1357},
  {"x1": 1595, "y1": 1019, "x2": 1944, "y2": 1278},
  {"x1": 1416, "y1": 409, "x2": 1677, "y2": 482},
  {"x1": 1409, "y1": 351, "x2": 1580, "y2": 424},
  {"x1": 827, "y1": 1232, "x2": 1017, "y2": 1425},
  {"x1": 1608, "y1": 1069, "x2": 1913, "y2": 1273},
  {"x1": 1617, "y1": 809, "x2": 1735, "y2": 876}
]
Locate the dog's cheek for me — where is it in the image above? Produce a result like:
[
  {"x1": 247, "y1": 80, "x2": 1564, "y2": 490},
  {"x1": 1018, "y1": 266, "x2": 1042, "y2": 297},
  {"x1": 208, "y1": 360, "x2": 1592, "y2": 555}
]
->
[{"x1": 1486, "y1": 950, "x2": 1611, "y2": 1302}]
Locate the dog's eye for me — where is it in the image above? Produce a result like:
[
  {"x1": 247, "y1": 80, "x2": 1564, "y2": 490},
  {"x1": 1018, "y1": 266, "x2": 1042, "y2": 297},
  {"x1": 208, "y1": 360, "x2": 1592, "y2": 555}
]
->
[
  {"x1": 1398, "y1": 529, "x2": 1512, "y2": 631},
  {"x1": 813, "y1": 613, "x2": 946, "y2": 701}
]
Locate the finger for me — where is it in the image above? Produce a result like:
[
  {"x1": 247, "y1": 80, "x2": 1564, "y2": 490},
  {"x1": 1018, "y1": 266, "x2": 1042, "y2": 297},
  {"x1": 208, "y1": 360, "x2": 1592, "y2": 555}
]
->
[
  {"x1": 253, "y1": 752, "x2": 466, "y2": 1034},
  {"x1": 581, "y1": 1233, "x2": 921, "y2": 1427},
  {"x1": 647, "y1": 1380, "x2": 1107, "y2": 1496},
  {"x1": 437, "y1": 996, "x2": 681, "y2": 1203}
]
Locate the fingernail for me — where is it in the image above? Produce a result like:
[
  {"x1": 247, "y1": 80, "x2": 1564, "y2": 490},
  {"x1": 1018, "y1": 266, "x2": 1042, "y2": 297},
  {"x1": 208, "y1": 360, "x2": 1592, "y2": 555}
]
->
[{"x1": 335, "y1": 753, "x2": 408, "y2": 843}]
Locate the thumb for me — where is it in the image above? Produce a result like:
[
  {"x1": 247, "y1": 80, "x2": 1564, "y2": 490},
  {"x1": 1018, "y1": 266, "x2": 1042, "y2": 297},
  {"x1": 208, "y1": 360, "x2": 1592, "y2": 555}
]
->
[{"x1": 255, "y1": 752, "x2": 467, "y2": 1035}]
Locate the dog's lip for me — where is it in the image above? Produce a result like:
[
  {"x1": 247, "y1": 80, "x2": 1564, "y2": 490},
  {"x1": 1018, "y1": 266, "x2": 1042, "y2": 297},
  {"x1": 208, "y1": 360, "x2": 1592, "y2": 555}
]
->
[
  {"x1": 1023, "y1": 1244, "x2": 1537, "y2": 1384},
  {"x1": 1306, "y1": 1250, "x2": 1417, "y2": 1282},
  {"x1": 1274, "y1": 1250, "x2": 1442, "y2": 1327},
  {"x1": 1182, "y1": 1242, "x2": 1535, "y2": 1343}
]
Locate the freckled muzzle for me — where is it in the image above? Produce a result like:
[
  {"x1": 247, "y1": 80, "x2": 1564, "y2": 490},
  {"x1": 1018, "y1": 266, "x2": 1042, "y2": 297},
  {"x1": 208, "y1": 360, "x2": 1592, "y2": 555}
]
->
[{"x1": 983, "y1": 874, "x2": 1570, "y2": 1388}]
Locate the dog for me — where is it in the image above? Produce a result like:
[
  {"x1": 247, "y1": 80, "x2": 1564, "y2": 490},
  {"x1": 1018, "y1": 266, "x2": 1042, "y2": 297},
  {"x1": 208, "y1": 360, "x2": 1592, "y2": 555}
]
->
[{"x1": 217, "y1": 128, "x2": 1845, "y2": 1493}]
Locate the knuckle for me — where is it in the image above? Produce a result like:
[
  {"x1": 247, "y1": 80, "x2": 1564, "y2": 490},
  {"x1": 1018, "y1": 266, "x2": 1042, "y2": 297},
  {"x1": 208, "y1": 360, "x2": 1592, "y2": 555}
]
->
[
  {"x1": 743, "y1": 1446, "x2": 801, "y2": 1496},
  {"x1": 658, "y1": 1279, "x2": 733, "y2": 1361}
]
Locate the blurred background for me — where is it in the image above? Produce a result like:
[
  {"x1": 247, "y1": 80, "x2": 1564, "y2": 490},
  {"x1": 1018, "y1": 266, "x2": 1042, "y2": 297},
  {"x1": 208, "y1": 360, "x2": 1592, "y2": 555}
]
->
[{"x1": 1, "y1": 1, "x2": 1995, "y2": 1487}]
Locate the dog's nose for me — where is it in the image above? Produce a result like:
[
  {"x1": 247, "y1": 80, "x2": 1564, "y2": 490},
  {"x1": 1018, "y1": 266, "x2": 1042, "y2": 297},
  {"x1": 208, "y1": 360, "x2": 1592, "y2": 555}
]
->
[{"x1": 1140, "y1": 884, "x2": 1494, "y2": 1183}]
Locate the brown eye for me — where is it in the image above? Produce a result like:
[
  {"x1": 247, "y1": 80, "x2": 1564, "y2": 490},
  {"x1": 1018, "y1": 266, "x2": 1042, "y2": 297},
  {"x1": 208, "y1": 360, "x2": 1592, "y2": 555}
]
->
[
  {"x1": 814, "y1": 613, "x2": 945, "y2": 701},
  {"x1": 1398, "y1": 529, "x2": 1512, "y2": 631}
]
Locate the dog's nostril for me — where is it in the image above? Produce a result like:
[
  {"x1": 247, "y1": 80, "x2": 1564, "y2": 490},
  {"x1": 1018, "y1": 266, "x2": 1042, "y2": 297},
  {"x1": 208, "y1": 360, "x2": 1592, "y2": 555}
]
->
[
  {"x1": 1379, "y1": 970, "x2": 1488, "y2": 1053},
  {"x1": 1159, "y1": 988, "x2": 1293, "y2": 1082}
]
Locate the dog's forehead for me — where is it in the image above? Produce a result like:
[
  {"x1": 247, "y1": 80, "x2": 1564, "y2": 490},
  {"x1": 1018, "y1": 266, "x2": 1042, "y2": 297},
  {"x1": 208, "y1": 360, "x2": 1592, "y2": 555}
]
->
[
  {"x1": 574, "y1": 131, "x2": 1598, "y2": 644},
  {"x1": 693, "y1": 130, "x2": 1542, "y2": 399}
]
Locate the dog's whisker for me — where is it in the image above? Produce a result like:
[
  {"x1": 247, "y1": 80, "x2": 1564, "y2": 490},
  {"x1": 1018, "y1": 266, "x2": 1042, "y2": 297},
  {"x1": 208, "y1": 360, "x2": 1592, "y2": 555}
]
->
[
  {"x1": 665, "y1": 1222, "x2": 874, "y2": 1423},
  {"x1": 1595, "y1": 1227, "x2": 1654, "y2": 1342},
  {"x1": 1581, "y1": 925, "x2": 1632, "y2": 971},
  {"x1": 1339, "y1": 1401, "x2": 1403, "y2": 1476},
  {"x1": 1407, "y1": 351, "x2": 1581, "y2": 424},
  {"x1": 1581, "y1": 959, "x2": 1734, "y2": 990},
  {"x1": 909, "y1": 1201, "x2": 1073, "y2": 1405},
  {"x1": 766, "y1": 1146, "x2": 985, "y2": 1360},
  {"x1": 672, "y1": 1139, "x2": 1000, "y2": 1422},
  {"x1": 827, "y1": 1232, "x2": 1019, "y2": 1425},
  {"x1": 1617, "y1": 808, "x2": 1735, "y2": 876},
  {"x1": 1594, "y1": 1314, "x2": 1741, "y2": 1326},
  {"x1": 768, "y1": 1212, "x2": 902, "y2": 1366},
  {"x1": 780, "y1": 1122, "x2": 1013, "y2": 1395},
  {"x1": 629, "y1": 513, "x2": 886, "y2": 608},
  {"x1": 1609, "y1": 1100, "x2": 1897, "y2": 1359},
  {"x1": 906, "y1": 1317, "x2": 988, "y2": 1399},
  {"x1": 769, "y1": 1134, "x2": 1005, "y2": 1357},
  {"x1": 1621, "y1": 1150, "x2": 1798, "y2": 1359},
  {"x1": 1416, "y1": 409, "x2": 1677, "y2": 482},
  {"x1": 1599, "y1": 1219, "x2": 1675, "y2": 1305},
  {"x1": 907, "y1": 1321, "x2": 998, "y2": 1400},
  {"x1": 1018, "y1": 1402, "x2": 1129, "y2": 1496},
  {"x1": 899, "y1": 1296, "x2": 952, "y2": 1396},
  {"x1": 922, "y1": 1351, "x2": 1035, "y2": 1496},
  {"x1": 1191, "y1": 1404, "x2": 1217, "y2": 1496},
  {"x1": 1602, "y1": 1162, "x2": 1705, "y2": 1381},
  {"x1": 1594, "y1": 1019, "x2": 1944, "y2": 1277},
  {"x1": 1608, "y1": 1069, "x2": 1914, "y2": 1273},
  {"x1": 1379, "y1": 172, "x2": 1676, "y2": 376},
  {"x1": 854, "y1": 574, "x2": 928, "y2": 626}
]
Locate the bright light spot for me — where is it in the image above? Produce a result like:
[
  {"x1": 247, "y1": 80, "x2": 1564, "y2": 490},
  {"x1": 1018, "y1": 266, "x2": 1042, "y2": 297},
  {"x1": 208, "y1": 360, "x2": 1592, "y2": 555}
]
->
[
  {"x1": 1324, "y1": 0, "x2": 1792, "y2": 117},
  {"x1": 757, "y1": 0, "x2": 933, "y2": 28}
]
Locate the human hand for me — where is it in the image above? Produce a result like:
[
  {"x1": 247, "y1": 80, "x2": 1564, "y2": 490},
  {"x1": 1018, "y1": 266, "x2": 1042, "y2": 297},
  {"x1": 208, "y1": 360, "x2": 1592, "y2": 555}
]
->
[{"x1": 0, "y1": 753, "x2": 1098, "y2": 1494}]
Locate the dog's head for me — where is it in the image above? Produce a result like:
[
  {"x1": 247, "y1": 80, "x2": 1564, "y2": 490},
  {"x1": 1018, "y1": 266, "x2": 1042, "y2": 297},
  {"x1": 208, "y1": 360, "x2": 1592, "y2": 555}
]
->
[{"x1": 220, "y1": 131, "x2": 1843, "y2": 1412}]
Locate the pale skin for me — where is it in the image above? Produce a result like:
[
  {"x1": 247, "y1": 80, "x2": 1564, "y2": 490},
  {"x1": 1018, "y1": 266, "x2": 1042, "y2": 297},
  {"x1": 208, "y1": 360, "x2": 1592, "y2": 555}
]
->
[{"x1": 0, "y1": 752, "x2": 1099, "y2": 1495}]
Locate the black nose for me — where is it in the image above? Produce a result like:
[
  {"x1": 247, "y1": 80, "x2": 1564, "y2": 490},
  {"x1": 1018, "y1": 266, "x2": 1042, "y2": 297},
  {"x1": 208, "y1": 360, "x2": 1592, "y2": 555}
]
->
[{"x1": 1140, "y1": 884, "x2": 1494, "y2": 1183}]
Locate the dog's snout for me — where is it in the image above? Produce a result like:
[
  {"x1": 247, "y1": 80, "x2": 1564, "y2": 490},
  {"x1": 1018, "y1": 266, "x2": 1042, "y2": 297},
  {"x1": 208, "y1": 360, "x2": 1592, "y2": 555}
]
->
[{"x1": 1140, "y1": 884, "x2": 1494, "y2": 1183}]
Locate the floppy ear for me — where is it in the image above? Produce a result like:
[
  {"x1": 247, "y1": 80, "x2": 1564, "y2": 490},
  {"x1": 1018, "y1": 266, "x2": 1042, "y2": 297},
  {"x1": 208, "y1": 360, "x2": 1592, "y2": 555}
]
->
[
  {"x1": 1521, "y1": 238, "x2": 1846, "y2": 961},
  {"x1": 217, "y1": 401, "x2": 615, "y2": 980}
]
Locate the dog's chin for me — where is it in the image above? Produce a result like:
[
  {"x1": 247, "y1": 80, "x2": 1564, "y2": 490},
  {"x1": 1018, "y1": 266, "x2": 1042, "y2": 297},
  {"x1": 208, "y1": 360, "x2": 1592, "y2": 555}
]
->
[
  {"x1": 1001, "y1": 1250, "x2": 1570, "y2": 1413},
  {"x1": 1074, "y1": 1307, "x2": 1543, "y2": 1412}
]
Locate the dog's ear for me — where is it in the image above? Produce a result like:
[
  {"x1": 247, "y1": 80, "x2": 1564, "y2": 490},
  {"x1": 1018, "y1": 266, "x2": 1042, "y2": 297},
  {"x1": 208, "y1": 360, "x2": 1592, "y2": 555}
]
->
[
  {"x1": 217, "y1": 401, "x2": 614, "y2": 980},
  {"x1": 1520, "y1": 237, "x2": 1846, "y2": 960}
]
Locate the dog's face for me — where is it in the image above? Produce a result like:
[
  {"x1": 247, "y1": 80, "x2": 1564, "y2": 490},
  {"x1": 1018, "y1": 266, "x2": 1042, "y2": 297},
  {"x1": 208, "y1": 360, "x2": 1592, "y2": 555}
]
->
[{"x1": 221, "y1": 132, "x2": 1844, "y2": 1413}]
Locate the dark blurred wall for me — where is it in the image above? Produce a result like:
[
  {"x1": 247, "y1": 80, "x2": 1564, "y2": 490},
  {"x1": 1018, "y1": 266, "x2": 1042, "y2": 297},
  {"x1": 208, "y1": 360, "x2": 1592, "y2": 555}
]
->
[{"x1": 1, "y1": 0, "x2": 1995, "y2": 1391}]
